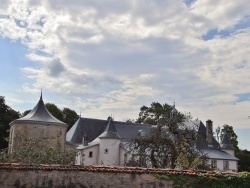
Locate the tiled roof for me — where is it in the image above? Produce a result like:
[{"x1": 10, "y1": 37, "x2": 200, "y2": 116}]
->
[
  {"x1": 10, "y1": 94, "x2": 67, "y2": 126},
  {"x1": 0, "y1": 163, "x2": 238, "y2": 176}
]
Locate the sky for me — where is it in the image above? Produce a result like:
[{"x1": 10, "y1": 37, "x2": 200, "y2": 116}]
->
[{"x1": 0, "y1": 0, "x2": 250, "y2": 150}]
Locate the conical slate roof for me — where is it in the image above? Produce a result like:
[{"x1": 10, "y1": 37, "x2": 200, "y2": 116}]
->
[
  {"x1": 220, "y1": 134, "x2": 234, "y2": 150},
  {"x1": 99, "y1": 117, "x2": 120, "y2": 139},
  {"x1": 10, "y1": 94, "x2": 67, "y2": 126}
]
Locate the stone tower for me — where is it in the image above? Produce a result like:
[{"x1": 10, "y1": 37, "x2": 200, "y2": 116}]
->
[{"x1": 8, "y1": 93, "x2": 68, "y2": 153}]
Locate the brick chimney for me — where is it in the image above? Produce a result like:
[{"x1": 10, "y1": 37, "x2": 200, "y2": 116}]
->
[{"x1": 206, "y1": 120, "x2": 213, "y2": 146}]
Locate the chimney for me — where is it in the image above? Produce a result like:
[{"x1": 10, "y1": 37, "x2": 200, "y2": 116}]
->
[
  {"x1": 206, "y1": 119, "x2": 213, "y2": 146},
  {"x1": 83, "y1": 133, "x2": 88, "y2": 146}
]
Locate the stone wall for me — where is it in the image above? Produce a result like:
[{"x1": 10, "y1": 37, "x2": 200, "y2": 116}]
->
[
  {"x1": 0, "y1": 164, "x2": 174, "y2": 188},
  {"x1": 9, "y1": 123, "x2": 67, "y2": 153}
]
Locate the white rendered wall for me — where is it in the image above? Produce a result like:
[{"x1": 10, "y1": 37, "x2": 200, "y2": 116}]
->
[
  {"x1": 99, "y1": 138, "x2": 120, "y2": 166},
  {"x1": 76, "y1": 145, "x2": 99, "y2": 165},
  {"x1": 222, "y1": 149, "x2": 235, "y2": 156},
  {"x1": 119, "y1": 148, "x2": 127, "y2": 166},
  {"x1": 207, "y1": 159, "x2": 238, "y2": 172}
]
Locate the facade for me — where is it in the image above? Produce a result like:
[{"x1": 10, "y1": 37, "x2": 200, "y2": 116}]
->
[
  {"x1": 68, "y1": 108, "x2": 239, "y2": 171},
  {"x1": 8, "y1": 93, "x2": 68, "y2": 153},
  {"x1": 8, "y1": 95, "x2": 238, "y2": 171}
]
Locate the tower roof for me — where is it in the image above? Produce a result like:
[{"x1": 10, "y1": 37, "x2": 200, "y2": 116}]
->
[
  {"x1": 10, "y1": 93, "x2": 67, "y2": 126},
  {"x1": 99, "y1": 117, "x2": 120, "y2": 139},
  {"x1": 220, "y1": 133, "x2": 234, "y2": 150}
]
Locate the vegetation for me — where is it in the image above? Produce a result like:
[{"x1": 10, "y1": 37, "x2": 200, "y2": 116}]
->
[
  {"x1": 215, "y1": 124, "x2": 250, "y2": 171},
  {"x1": 155, "y1": 172, "x2": 250, "y2": 188},
  {"x1": 128, "y1": 116, "x2": 206, "y2": 169},
  {"x1": 0, "y1": 96, "x2": 20, "y2": 149},
  {"x1": 0, "y1": 133, "x2": 75, "y2": 165},
  {"x1": 135, "y1": 102, "x2": 192, "y2": 125}
]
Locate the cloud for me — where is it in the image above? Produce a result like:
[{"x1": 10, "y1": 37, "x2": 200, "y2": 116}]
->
[{"x1": 1, "y1": 0, "x2": 250, "y2": 129}]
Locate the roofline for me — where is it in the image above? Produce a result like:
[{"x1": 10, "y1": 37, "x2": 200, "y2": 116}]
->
[
  {"x1": 10, "y1": 119, "x2": 68, "y2": 126},
  {"x1": 79, "y1": 117, "x2": 153, "y2": 127}
]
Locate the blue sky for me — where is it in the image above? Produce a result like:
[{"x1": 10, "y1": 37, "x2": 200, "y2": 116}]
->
[{"x1": 0, "y1": 0, "x2": 250, "y2": 150}]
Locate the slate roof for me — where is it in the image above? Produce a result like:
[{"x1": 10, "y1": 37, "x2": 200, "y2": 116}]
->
[
  {"x1": 220, "y1": 134, "x2": 234, "y2": 150},
  {"x1": 67, "y1": 117, "x2": 237, "y2": 161},
  {"x1": 183, "y1": 120, "x2": 220, "y2": 150},
  {"x1": 203, "y1": 149, "x2": 239, "y2": 161},
  {"x1": 10, "y1": 94, "x2": 67, "y2": 126},
  {"x1": 99, "y1": 117, "x2": 121, "y2": 139},
  {"x1": 66, "y1": 117, "x2": 152, "y2": 145}
]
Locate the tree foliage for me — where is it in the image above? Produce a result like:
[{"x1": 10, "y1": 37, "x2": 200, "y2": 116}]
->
[
  {"x1": 237, "y1": 149, "x2": 250, "y2": 172},
  {"x1": 220, "y1": 124, "x2": 239, "y2": 151},
  {"x1": 0, "y1": 96, "x2": 20, "y2": 149},
  {"x1": 46, "y1": 103, "x2": 64, "y2": 122},
  {"x1": 62, "y1": 108, "x2": 79, "y2": 130},
  {"x1": 0, "y1": 133, "x2": 75, "y2": 164},
  {"x1": 136, "y1": 102, "x2": 191, "y2": 125},
  {"x1": 128, "y1": 118, "x2": 206, "y2": 169}
]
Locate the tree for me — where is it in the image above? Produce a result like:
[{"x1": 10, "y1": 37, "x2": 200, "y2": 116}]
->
[
  {"x1": 128, "y1": 117, "x2": 206, "y2": 169},
  {"x1": 22, "y1": 110, "x2": 31, "y2": 117},
  {"x1": 0, "y1": 96, "x2": 20, "y2": 149},
  {"x1": 0, "y1": 132, "x2": 75, "y2": 164},
  {"x1": 236, "y1": 149, "x2": 250, "y2": 171},
  {"x1": 45, "y1": 103, "x2": 64, "y2": 122},
  {"x1": 220, "y1": 124, "x2": 239, "y2": 151},
  {"x1": 135, "y1": 102, "x2": 190, "y2": 125},
  {"x1": 62, "y1": 108, "x2": 79, "y2": 130}
]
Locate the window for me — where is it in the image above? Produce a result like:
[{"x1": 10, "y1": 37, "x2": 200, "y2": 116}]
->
[
  {"x1": 211, "y1": 160, "x2": 217, "y2": 169},
  {"x1": 89, "y1": 151, "x2": 93, "y2": 158},
  {"x1": 223, "y1": 161, "x2": 229, "y2": 171},
  {"x1": 104, "y1": 149, "x2": 108, "y2": 154}
]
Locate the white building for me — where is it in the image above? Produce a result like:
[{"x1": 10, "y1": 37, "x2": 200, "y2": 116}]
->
[{"x1": 67, "y1": 113, "x2": 239, "y2": 171}]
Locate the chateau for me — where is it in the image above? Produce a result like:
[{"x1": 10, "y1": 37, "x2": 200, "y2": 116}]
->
[{"x1": 9, "y1": 94, "x2": 239, "y2": 171}]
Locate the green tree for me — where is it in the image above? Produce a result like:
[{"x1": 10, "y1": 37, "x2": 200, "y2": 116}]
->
[
  {"x1": 236, "y1": 149, "x2": 250, "y2": 172},
  {"x1": 128, "y1": 118, "x2": 205, "y2": 169},
  {"x1": 136, "y1": 102, "x2": 190, "y2": 125},
  {"x1": 45, "y1": 103, "x2": 64, "y2": 122},
  {"x1": 220, "y1": 124, "x2": 239, "y2": 151},
  {"x1": 22, "y1": 110, "x2": 31, "y2": 117},
  {"x1": 62, "y1": 108, "x2": 79, "y2": 130},
  {"x1": 0, "y1": 96, "x2": 20, "y2": 149},
  {"x1": 0, "y1": 132, "x2": 75, "y2": 164}
]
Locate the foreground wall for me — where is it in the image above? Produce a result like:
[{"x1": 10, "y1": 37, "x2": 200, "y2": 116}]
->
[
  {"x1": 0, "y1": 164, "x2": 244, "y2": 188},
  {"x1": 0, "y1": 164, "x2": 173, "y2": 188}
]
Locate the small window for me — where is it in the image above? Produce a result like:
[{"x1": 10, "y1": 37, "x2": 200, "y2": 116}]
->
[
  {"x1": 89, "y1": 151, "x2": 93, "y2": 158},
  {"x1": 211, "y1": 160, "x2": 217, "y2": 169},
  {"x1": 223, "y1": 161, "x2": 229, "y2": 171},
  {"x1": 104, "y1": 149, "x2": 108, "y2": 154}
]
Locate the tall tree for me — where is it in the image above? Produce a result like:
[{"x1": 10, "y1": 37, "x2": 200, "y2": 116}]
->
[
  {"x1": 62, "y1": 108, "x2": 79, "y2": 130},
  {"x1": 237, "y1": 149, "x2": 250, "y2": 171},
  {"x1": 128, "y1": 118, "x2": 205, "y2": 169},
  {"x1": 45, "y1": 103, "x2": 64, "y2": 122},
  {"x1": 220, "y1": 124, "x2": 239, "y2": 151},
  {"x1": 0, "y1": 96, "x2": 20, "y2": 149},
  {"x1": 136, "y1": 102, "x2": 189, "y2": 125}
]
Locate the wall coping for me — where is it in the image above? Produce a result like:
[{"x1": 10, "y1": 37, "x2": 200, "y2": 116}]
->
[{"x1": 0, "y1": 163, "x2": 237, "y2": 177}]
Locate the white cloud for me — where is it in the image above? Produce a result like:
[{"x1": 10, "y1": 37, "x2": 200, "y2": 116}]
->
[{"x1": 1, "y1": 0, "x2": 250, "y2": 129}]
